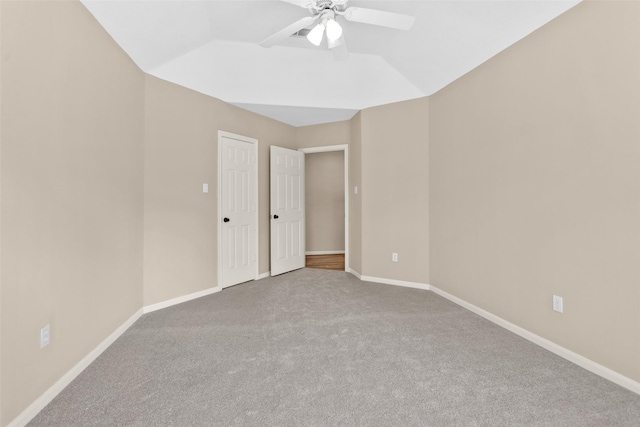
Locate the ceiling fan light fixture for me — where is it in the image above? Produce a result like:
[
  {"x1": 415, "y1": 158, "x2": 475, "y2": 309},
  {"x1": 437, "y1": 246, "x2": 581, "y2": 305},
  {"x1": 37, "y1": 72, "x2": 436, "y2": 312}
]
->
[
  {"x1": 307, "y1": 23, "x2": 325, "y2": 46},
  {"x1": 326, "y1": 18, "x2": 342, "y2": 42}
]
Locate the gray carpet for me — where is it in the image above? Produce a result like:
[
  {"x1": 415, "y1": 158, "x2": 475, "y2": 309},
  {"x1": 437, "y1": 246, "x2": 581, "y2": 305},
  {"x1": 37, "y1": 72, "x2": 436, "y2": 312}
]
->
[{"x1": 30, "y1": 269, "x2": 640, "y2": 426}]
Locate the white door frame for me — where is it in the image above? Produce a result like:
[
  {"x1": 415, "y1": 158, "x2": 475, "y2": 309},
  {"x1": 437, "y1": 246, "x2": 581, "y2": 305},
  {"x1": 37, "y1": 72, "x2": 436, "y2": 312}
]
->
[
  {"x1": 217, "y1": 131, "x2": 259, "y2": 288},
  {"x1": 299, "y1": 144, "x2": 349, "y2": 271}
]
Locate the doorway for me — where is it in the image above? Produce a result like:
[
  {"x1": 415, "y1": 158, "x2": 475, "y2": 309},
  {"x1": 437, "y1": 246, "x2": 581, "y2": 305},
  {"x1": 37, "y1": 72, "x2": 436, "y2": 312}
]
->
[{"x1": 299, "y1": 145, "x2": 349, "y2": 271}]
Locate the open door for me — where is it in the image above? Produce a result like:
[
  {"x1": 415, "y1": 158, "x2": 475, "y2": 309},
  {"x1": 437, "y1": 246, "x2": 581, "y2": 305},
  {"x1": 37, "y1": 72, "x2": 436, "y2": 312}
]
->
[{"x1": 270, "y1": 146, "x2": 305, "y2": 276}]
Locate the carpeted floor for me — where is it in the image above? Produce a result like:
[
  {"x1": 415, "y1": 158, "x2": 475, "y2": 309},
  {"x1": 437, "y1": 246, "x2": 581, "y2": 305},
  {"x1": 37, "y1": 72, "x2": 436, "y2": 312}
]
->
[{"x1": 29, "y1": 269, "x2": 640, "y2": 426}]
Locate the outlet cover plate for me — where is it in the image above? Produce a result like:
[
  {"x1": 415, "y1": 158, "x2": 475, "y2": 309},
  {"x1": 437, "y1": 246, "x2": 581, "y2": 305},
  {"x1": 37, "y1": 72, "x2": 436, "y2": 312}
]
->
[{"x1": 553, "y1": 295, "x2": 563, "y2": 313}]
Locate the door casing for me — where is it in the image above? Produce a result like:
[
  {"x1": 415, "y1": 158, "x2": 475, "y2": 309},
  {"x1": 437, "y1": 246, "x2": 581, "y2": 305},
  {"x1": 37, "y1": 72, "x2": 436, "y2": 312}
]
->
[{"x1": 298, "y1": 144, "x2": 349, "y2": 271}]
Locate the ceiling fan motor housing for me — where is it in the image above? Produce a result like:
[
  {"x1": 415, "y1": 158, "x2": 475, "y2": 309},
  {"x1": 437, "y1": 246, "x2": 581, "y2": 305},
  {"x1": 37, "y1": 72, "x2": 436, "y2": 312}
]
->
[
  {"x1": 309, "y1": 0, "x2": 348, "y2": 14},
  {"x1": 260, "y1": 0, "x2": 414, "y2": 50}
]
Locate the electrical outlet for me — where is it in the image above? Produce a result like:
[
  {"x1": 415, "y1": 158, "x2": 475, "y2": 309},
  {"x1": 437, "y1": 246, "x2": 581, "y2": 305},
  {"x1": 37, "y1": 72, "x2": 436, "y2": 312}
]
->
[
  {"x1": 392, "y1": 253, "x2": 398, "y2": 262},
  {"x1": 553, "y1": 295, "x2": 563, "y2": 313},
  {"x1": 40, "y1": 324, "x2": 51, "y2": 348}
]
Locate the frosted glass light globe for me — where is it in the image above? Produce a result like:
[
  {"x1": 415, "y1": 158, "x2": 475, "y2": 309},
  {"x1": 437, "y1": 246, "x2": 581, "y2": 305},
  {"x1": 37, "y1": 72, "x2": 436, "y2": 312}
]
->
[
  {"x1": 326, "y1": 19, "x2": 342, "y2": 41},
  {"x1": 307, "y1": 23, "x2": 325, "y2": 46}
]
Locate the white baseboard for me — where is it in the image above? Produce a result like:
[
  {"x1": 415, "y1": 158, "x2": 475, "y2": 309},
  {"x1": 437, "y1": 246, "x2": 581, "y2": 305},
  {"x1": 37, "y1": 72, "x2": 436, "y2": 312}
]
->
[
  {"x1": 348, "y1": 271, "x2": 640, "y2": 395},
  {"x1": 361, "y1": 275, "x2": 430, "y2": 291},
  {"x1": 7, "y1": 309, "x2": 144, "y2": 427},
  {"x1": 347, "y1": 268, "x2": 362, "y2": 280},
  {"x1": 429, "y1": 285, "x2": 640, "y2": 396},
  {"x1": 256, "y1": 272, "x2": 270, "y2": 280},
  {"x1": 12, "y1": 276, "x2": 636, "y2": 427},
  {"x1": 143, "y1": 286, "x2": 220, "y2": 314},
  {"x1": 305, "y1": 250, "x2": 345, "y2": 255},
  {"x1": 346, "y1": 268, "x2": 429, "y2": 291}
]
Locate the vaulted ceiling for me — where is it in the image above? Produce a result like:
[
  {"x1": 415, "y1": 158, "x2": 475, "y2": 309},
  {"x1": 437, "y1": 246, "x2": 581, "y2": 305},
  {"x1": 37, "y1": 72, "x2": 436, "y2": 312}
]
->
[{"x1": 81, "y1": 0, "x2": 581, "y2": 127}]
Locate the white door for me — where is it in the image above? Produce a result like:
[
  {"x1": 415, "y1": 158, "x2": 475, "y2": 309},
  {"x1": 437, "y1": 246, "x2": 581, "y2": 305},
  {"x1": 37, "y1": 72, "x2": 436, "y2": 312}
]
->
[
  {"x1": 270, "y1": 146, "x2": 305, "y2": 276},
  {"x1": 220, "y1": 133, "x2": 257, "y2": 288}
]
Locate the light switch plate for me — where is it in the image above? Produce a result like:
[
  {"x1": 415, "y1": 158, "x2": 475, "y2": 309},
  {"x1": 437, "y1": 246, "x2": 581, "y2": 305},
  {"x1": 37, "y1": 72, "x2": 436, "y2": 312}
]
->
[{"x1": 40, "y1": 324, "x2": 50, "y2": 348}]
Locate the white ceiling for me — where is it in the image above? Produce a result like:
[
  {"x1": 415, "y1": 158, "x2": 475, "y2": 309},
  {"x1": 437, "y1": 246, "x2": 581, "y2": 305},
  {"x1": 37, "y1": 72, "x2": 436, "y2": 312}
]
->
[{"x1": 81, "y1": 0, "x2": 581, "y2": 127}]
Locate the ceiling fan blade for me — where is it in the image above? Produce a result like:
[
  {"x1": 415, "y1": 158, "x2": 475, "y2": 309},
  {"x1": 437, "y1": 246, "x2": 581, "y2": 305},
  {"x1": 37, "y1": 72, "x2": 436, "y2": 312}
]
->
[
  {"x1": 329, "y1": 36, "x2": 349, "y2": 61},
  {"x1": 280, "y1": 0, "x2": 315, "y2": 8},
  {"x1": 342, "y1": 7, "x2": 415, "y2": 31},
  {"x1": 260, "y1": 16, "x2": 318, "y2": 48}
]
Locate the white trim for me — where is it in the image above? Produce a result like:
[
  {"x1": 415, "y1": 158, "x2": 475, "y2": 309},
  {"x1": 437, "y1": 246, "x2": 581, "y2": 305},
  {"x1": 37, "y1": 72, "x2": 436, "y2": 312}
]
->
[
  {"x1": 305, "y1": 250, "x2": 345, "y2": 255},
  {"x1": 7, "y1": 309, "x2": 144, "y2": 427},
  {"x1": 143, "y1": 287, "x2": 221, "y2": 314},
  {"x1": 256, "y1": 272, "x2": 270, "y2": 280},
  {"x1": 347, "y1": 268, "x2": 362, "y2": 280},
  {"x1": 343, "y1": 147, "x2": 349, "y2": 271},
  {"x1": 347, "y1": 269, "x2": 640, "y2": 395},
  {"x1": 299, "y1": 144, "x2": 349, "y2": 271},
  {"x1": 299, "y1": 144, "x2": 348, "y2": 154},
  {"x1": 360, "y1": 275, "x2": 430, "y2": 291},
  {"x1": 429, "y1": 285, "x2": 640, "y2": 396},
  {"x1": 347, "y1": 267, "x2": 429, "y2": 291},
  {"x1": 217, "y1": 131, "x2": 259, "y2": 289}
]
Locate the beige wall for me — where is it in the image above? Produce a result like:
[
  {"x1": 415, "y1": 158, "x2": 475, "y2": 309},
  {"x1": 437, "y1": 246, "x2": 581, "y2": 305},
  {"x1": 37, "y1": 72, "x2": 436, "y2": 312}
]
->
[
  {"x1": 3, "y1": 0, "x2": 640, "y2": 425},
  {"x1": 0, "y1": 3, "x2": 3, "y2": 421},
  {"x1": 429, "y1": 0, "x2": 640, "y2": 383},
  {"x1": 295, "y1": 120, "x2": 351, "y2": 149},
  {"x1": 0, "y1": 2, "x2": 4, "y2": 421},
  {"x1": 0, "y1": 2, "x2": 145, "y2": 425},
  {"x1": 349, "y1": 113, "x2": 363, "y2": 273},
  {"x1": 305, "y1": 152, "x2": 345, "y2": 252},
  {"x1": 143, "y1": 76, "x2": 297, "y2": 306},
  {"x1": 360, "y1": 98, "x2": 429, "y2": 284}
]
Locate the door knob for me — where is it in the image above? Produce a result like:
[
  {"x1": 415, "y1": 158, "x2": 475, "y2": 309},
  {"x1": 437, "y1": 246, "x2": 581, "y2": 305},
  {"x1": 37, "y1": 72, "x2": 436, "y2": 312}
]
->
[
  {"x1": 223, "y1": 217, "x2": 230, "y2": 223},
  {"x1": 273, "y1": 215, "x2": 279, "y2": 219}
]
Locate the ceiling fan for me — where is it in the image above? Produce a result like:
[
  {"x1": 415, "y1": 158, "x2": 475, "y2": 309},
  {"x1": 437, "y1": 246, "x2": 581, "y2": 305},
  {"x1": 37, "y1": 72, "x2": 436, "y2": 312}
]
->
[{"x1": 259, "y1": 0, "x2": 415, "y2": 58}]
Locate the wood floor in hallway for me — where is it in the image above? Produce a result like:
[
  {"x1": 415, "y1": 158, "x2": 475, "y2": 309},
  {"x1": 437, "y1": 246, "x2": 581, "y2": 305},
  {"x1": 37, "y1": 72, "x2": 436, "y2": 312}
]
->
[{"x1": 305, "y1": 254, "x2": 345, "y2": 271}]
